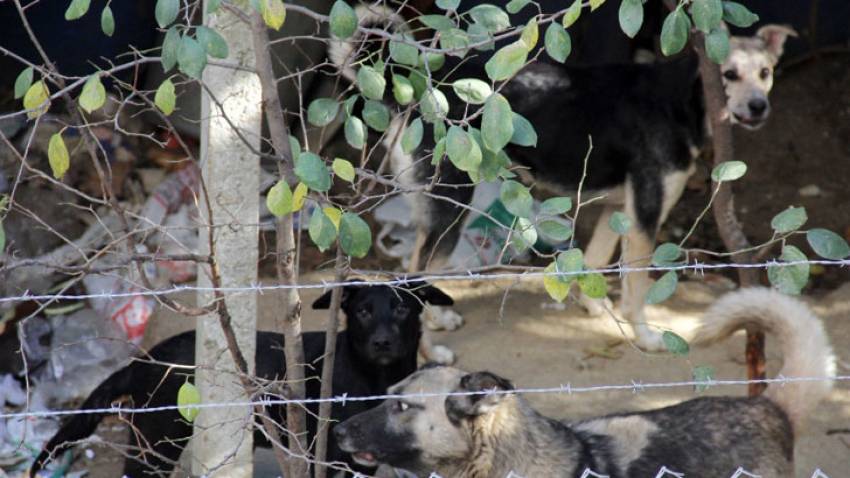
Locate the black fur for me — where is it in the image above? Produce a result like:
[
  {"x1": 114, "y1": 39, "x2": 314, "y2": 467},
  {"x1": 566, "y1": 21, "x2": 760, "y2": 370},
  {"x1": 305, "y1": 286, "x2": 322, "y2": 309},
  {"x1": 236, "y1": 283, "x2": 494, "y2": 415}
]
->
[{"x1": 31, "y1": 281, "x2": 452, "y2": 477}]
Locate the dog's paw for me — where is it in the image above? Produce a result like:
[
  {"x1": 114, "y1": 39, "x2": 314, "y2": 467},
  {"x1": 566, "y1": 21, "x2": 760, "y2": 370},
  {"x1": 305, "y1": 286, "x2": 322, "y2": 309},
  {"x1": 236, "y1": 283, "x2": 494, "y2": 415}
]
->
[
  {"x1": 426, "y1": 306, "x2": 465, "y2": 331},
  {"x1": 633, "y1": 326, "x2": 667, "y2": 352},
  {"x1": 428, "y1": 345, "x2": 456, "y2": 365},
  {"x1": 578, "y1": 294, "x2": 614, "y2": 318}
]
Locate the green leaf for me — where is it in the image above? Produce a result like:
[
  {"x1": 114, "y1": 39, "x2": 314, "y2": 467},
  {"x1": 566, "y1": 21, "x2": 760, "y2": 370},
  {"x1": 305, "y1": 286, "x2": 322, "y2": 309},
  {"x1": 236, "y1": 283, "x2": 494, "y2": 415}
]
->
[
  {"x1": 78, "y1": 74, "x2": 106, "y2": 114},
  {"x1": 292, "y1": 183, "x2": 308, "y2": 211},
  {"x1": 618, "y1": 0, "x2": 643, "y2": 39},
  {"x1": 436, "y1": 0, "x2": 460, "y2": 10},
  {"x1": 100, "y1": 6, "x2": 115, "y2": 37},
  {"x1": 467, "y1": 23, "x2": 495, "y2": 51},
  {"x1": 155, "y1": 0, "x2": 179, "y2": 28},
  {"x1": 48, "y1": 133, "x2": 70, "y2": 180},
  {"x1": 589, "y1": 0, "x2": 606, "y2": 11},
  {"x1": 266, "y1": 180, "x2": 293, "y2": 217},
  {"x1": 330, "y1": 0, "x2": 357, "y2": 38},
  {"x1": 23, "y1": 80, "x2": 50, "y2": 119},
  {"x1": 177, "y1": 381, "x2": 201, "y2": 422},
  {"x1": 452, "y1": 78, "x2": 491, "y2": 105},
  {"x1": 196, "y1": 26, "x2": 229, "y2": 59},
  {"x1": 485, "y1": 41, "x2": 528, "y2": 81},
  {"x1": 392, "y1": 75, "x2": 415, "y2": 105},
  {"x1": 768, "y1": 245, "x2": 809, "y2": 295},
  {"x1": 324, "y1": 207, "x2": 342, "y2": 229},
  {"x1": 722, "y1": 1, "x2": 759, "y2": 28},
  {"x1": 155, "y1": 79, "x2": 176, "y2": 115},
  {"x1": 333, "y1": 158, "x2": 356, "y2": 183},
  {"x1": 434, "y1": 121, "x2": 447, "y2": 143},
  {"x1": 261, "y1": 0, "x2": 287, "y2": 30},
  {"x1": 344, "y1": 116, "x2": 367, "y2": 149},
  {"x1": 362, "y1": 100, "x2": 389, "y2": 131},
  {"x1": 646, "y1": 271, "x2": 678, "y2": 304},
  {"x1": 660, "y1": 8, "x2": 690, "y2": 56},
  {"x1": 418, "y1": 14, "x2": 455, "y2": 32},
  {"x1": 177, "y1": 36, "x2": 207, "y2": 79},
  {"x1": 419, "y1": 52, "x2": 446, "y2": 72},
  {"x1": 446, "y1": 127, "x2": 482, "y2": 172},
  {"x1": 390, "y1": 39, "x2": 419, "y2": 67},
  {"x1": 161, "y1": 27, "x2": 181, "y2": 72},
  {"x1": 207, "y1": 0, "x2": 223, "y2": 14},
  {"x1": 540, "y1": 197, "x2": 572, "y2": 215},
  {"x1": 420, "y1": 89, "x2": 449, "y2": 123},
  {"x1": 440, "y1": 29, "x2": 471, "y2": 57},
  {"x1": 295, "y1": 152, "x2": 332, "y2": 192},
  {"x1": 432, "y1": 138, "x2": 446, "y2": 165},
  {"x1": 357, "y1": 65, "x2": 386, "y2": 101},
  {"x1": 512, "y1": 217, "x2": 538, "y2": 251},
  {"x1": 506, "y1": 0, "x2": 531, "y2": 14},
  {"x1": 289, "y1": 135, "x2": 302, "y2": 159},
  {"x1": 691, "y1": 0, "x2": 723, "y2": 33},
  {"x1": 662, "y1": 330, "x2": 689, "y2": 355},
  {"x1": 307, "y1": 98, "x2": 340, "y2": 127},
  {"x1": 500, "y1": 180, "x2": 533, "y2": 218},
  {"x1": 402, "y1": 118, "x2": 424, "y2": 154},
  {"x1": 608, "y1": 211, "x2": 632, "y2": 235},
  {"x1": 693, "y1": 365, "x2": 714, "y2": 392},
  {"x1": 578, "y1": 273, "x2": 607, "y2": 299},
  {"x1": 14, "y1": 67, "x2": 34, "y2": 100},
  {"x1": 0, "y1": 221, "x2": 5, "y2": 252},
  {"x1": 807, "y1": 228, "x2": 850, "y2": 260},
  {"x1": 711, "y1": 160, "x2": 747, "y2": 182},
  {"x1": 510, "y1": 113, "x2": 536, "y2": 147},
  {"x1": 309, "y1": 208, "x2": 338, "y2": 251},
  {"x1": 339, "y1": 213, "x2": 372, "y2": 258},
  {"x1": 482, "y1": 94, "x2": 514, "y2": 152},
  {"x1": 65, "y1": 0, "x2": 91, "y2": 20},
  {"x1": 469, "y1": 4, "x2": 510, "y2": 33},
  {"x1": 543, "y1": 261, "x2": 570, "y2": 302},
  {"x1": 558, "y1": 248, "x2": 585, "y2": 276},
  {"x1": 652, "y1": 242, "x2": 682, "y2": 267},
  {"x1": 520, "y1": 18, "x2": 539, "y2": 50},
  {"x1": 343, "y1": 95, "x2": 359, "y2": 116},
  {"x1": 770, "y1": 206, "x2": 807, "y2": 234},
  {"x1": 705, "y1": 27, "x2": 730, "y2": 64},
  {"x1": 562, "y1": 0, "x2": 582, "y2": 28},
  {"x1": 544, "y1": 23, "x2": 572, "y2": 63},
  {"x1": 538, "y1": 219, "x2": 573, "y2": 242}
]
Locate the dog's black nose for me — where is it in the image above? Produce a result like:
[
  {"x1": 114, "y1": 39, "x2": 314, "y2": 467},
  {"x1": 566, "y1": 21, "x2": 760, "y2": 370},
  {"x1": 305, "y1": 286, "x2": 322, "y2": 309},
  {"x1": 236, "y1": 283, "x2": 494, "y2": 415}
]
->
[
  {"x1": 371, "y1": 337, "x2": 392, "y2": 351},
  {"x1": 333, "y1": 422, "x2": 348, "y2": 440},
  {"x1": 748, "y1": 99, "x2": 767, "y2": 116}
]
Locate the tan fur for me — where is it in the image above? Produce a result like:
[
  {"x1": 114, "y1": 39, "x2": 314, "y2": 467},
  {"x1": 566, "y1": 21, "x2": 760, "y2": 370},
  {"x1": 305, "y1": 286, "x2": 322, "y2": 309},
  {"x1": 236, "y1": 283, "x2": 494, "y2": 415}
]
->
[
  {"x1": 576, "y1": 415, "x2": 658, "y2": 471},
  {"x1": 694, "y1": 287, "x2": 836, "y2": 430}
]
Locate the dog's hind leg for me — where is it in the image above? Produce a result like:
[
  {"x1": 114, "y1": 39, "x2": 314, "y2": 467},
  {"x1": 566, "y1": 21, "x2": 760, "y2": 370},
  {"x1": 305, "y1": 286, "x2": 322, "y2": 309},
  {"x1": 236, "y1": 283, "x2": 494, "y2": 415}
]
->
[{"x1": 578, "y1": 205, "x2": 619, "y2": 316}]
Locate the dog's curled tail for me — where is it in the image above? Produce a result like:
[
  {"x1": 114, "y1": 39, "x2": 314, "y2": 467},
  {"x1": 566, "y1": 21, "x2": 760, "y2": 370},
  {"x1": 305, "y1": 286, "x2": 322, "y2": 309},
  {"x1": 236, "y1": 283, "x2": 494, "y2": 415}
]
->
[
  {"x1": 694, "y1": 287, "x2": 836, "y2": 430},
  {"x1": 29, "y1": 360, "x2": 141, "y2": 477},
  {"x1": 327, "y1": 4, "x2": 407, "y2": 83}
]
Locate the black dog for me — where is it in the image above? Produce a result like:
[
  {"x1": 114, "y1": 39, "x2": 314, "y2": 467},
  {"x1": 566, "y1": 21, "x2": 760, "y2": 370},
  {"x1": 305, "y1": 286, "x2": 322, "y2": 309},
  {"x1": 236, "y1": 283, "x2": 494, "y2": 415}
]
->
[{"x1": 31, "y1": 280, "x2": 454, "y2": 477}]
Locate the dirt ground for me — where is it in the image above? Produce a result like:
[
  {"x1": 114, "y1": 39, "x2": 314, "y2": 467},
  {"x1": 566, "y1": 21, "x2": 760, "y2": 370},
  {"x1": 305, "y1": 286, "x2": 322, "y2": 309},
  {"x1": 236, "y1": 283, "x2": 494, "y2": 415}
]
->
[{"x1": 50, "y1": 50, "x2": 850, "y2": 478}]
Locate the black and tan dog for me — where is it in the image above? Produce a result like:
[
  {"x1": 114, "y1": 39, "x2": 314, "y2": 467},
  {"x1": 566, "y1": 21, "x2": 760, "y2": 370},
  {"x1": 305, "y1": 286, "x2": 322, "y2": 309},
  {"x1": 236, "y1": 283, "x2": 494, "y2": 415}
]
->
[
  {"x1": 335, "y1": 288, "x2": 835, "y2": 477},
  {"x1": 330, "y1": 5, "x2": 796, "y2": 351},
  {"x1": 31, "y1": 280, "x2": 454, "y2": 477}
]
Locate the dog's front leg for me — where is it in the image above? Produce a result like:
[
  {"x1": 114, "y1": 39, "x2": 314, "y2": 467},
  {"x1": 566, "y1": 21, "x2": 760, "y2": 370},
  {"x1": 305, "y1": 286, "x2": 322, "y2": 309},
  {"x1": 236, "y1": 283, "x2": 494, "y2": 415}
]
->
[{"x1": 578, "y1": 205, "x2": 619, "y2": 316}]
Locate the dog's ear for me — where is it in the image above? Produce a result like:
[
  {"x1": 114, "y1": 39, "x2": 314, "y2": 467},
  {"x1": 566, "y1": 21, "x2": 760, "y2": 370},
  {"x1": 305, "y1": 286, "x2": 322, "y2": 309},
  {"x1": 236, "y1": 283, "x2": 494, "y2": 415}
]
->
[
  {"x1": 404, "y1": 280, "x2": 454, "y2": 306},
  {"x1": 446, "y1": 371, "x2": 514, "y2": 421},
  {"x1": 757, "y1": 25, "x2": 798, "y2": 59},
  {"x1": 312, "y1": 283, "x2": 359, "y2": 309}
]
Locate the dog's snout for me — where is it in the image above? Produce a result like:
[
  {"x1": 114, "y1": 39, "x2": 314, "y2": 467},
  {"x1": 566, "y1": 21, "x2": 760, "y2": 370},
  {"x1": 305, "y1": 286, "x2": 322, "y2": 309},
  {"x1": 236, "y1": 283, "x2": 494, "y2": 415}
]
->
[
  {"x1": 748, "y1": 98, "x2": 767, "y2": 116},
  {"x1": 333, "y1": 422, "x2": 349, "y2": 441},
  {"x1": 372, "y1": 336, "x2": 392, "y2": 351}
]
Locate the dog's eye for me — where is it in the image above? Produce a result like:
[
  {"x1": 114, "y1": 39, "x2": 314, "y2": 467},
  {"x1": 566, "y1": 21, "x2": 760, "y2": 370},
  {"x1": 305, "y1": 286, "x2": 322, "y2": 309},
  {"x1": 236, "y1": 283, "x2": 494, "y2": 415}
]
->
[
  {"x1": 723, "y1": 70, "x2": 739, "y2": 81},
  {"x1": 760, "y1": 67, "x2": 770, "y2": 80},
  {"x1": 393, "y1": 305, "x2": 409, "y2": 318},
  {"x1": 356, "y1": 307, "x2": 371, "y2": 320}
]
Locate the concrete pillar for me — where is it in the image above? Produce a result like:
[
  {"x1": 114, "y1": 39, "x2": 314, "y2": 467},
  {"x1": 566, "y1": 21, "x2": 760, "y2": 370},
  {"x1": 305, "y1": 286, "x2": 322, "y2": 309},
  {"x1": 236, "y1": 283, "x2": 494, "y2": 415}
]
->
[{"x1": 193, "y1": 4, "x2": 261, "y2": 477}]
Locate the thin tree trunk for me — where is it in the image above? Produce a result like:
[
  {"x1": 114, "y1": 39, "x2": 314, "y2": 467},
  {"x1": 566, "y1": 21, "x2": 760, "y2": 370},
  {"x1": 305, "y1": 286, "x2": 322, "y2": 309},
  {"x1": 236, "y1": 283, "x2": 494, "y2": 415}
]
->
[
  {"x1": 248, "y1": 12, "x2": 311, "y2": 477},
  {"x1": 694, "y1": 34, "x2": 766, "y2": 396}
]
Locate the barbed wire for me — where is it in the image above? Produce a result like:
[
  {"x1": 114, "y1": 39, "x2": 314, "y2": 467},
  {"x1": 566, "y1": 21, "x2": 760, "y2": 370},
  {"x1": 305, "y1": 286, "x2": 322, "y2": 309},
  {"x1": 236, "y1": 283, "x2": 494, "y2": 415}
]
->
[
  {"x1": 2, "y1": 374, "x2": 846, "y2": 421},
  {"x1": 2, "y1": 258, "x2": 848, "y2": 304}
]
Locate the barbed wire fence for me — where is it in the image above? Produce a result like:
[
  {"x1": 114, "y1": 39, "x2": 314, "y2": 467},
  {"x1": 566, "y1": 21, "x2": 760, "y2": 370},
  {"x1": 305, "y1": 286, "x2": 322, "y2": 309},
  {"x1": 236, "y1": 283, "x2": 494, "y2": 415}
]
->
[{"x1": 1, "y1": 0, "x2": 848, "y2": 477}]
